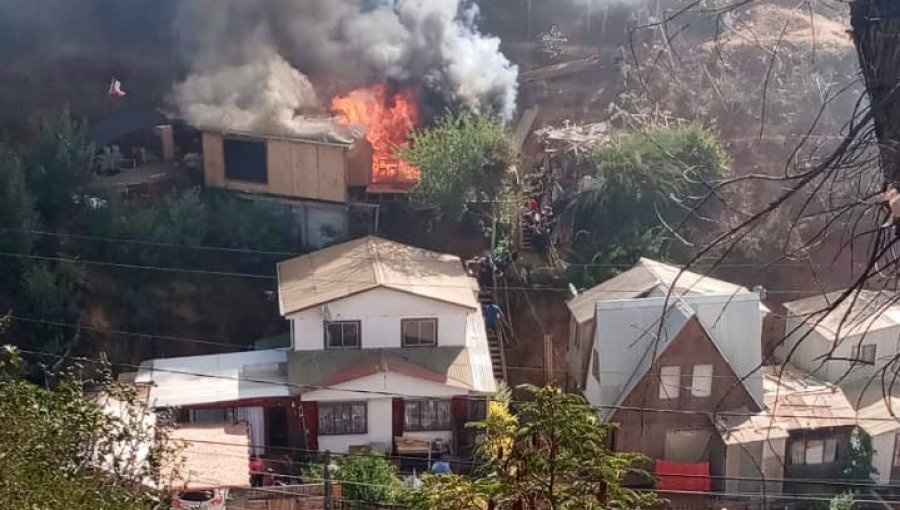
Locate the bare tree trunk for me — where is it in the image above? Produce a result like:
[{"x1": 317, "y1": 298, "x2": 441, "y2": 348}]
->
[{"x1": 851, "y1": 0, "x2": 900, "y2": 187}]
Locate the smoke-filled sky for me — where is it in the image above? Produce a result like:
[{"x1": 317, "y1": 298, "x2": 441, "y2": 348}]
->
[{"x1": 173, "y1": 0, "x2": 520, "y2": 138}]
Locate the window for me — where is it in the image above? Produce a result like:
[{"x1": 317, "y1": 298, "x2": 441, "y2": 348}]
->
[
  {"x1": 658, "y1": 366, "x2": 681, "y2": 400},
  {"x1": 851, "y1": 344, "x2": 876, "y2": 364},
  {"x1": 404, "y1": 400, "x2": 452, "y2": 431},
  {"x1": 591, "y1": 348, "x2": 601, "y2": 383},
  {"x1": 893, "y1": 433, "x2": 900, "y2": 468},
  {"x1": 325, "y1": 321, "x2": 361, "y2": 349},
  {"x1": 691, "y1": 364, "x2": 713, "y2": 397},
  {"x1": 223, "y1": 138, "x2": 267, "y2": 183},
  {"x1": 187, "y1": 407, "x2": 235, "y2": 423},
  {"x1": 319, "y1": 402, "x2": 367, "y2": 435},
  {"x1": 402, "y1": 318, "x2": 438, "y2": 347},
  {"x1": 790, "y1": 437, "x2": 838, "y2": 465}
]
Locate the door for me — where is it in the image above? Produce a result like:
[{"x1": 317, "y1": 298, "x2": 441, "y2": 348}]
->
[{"x1": 266, "y1": 407, "x2": 289, "y2": 450}]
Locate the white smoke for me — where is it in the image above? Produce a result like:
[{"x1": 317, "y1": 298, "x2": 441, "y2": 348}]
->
[{"x1": 173, "y1": 0, "x2": 519, "y2": 138}]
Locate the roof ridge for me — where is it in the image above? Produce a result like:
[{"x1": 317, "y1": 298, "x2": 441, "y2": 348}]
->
[{"x1": 369, "y1": 236, "x2": 386, "y2": 285}]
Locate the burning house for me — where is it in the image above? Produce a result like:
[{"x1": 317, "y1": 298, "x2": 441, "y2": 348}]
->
[{"x1": 176, "y1": 0, "x2": 518, "y2": 246}]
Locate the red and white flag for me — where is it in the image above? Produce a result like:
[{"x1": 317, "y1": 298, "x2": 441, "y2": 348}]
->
[{"x1": 108, "y1": 77, "x2": 127, "y2": 97}]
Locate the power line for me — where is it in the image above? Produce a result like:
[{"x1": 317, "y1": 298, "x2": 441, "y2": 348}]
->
[
  {"x1": 15, "y1": 348, "x2": 900, "y2": 423},
  {"x1": 0, "y1": 250, "x2": 842, "y2": 295}
]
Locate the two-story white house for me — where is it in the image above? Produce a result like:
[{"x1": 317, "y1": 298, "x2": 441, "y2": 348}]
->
[
  {"x1": 135, "y1": 236, "x2": 495, "y2": 460},
  {"x1": 277, "y1": 236, "x2": 496, "y2": 455}
]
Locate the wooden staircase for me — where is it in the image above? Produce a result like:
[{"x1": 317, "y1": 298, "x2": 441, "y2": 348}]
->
[{"x1": 479, "y1": 290, "x2": 508, "y2": 382}]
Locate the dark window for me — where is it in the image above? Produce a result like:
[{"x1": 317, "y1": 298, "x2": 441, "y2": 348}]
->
[
  {"x1": 402, "y1": 318, "x2": 438, "y2": 347},
  {"x1": 404, "y1": 400, "x2": 452, "y2": 431},
  {"x1": 591, "y1": 348, "x2": 601, "y2": 383},
  {"x1": 319, "y1": 402, "x2": 367, "y2": 435},
  {"x1": 325, "y1": 321, "x2": 361, "y2": 349},
  {"x1": 224, "y1": 138, "x2": 267, "y2": 183},
  {"x1": 851, "y1": 344, "x2": 876, "y2": 364}
]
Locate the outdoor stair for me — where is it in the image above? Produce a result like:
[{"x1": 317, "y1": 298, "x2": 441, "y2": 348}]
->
[
  {"x1": 487, "y1": 329, "x2": 507, "y2": 382},
  {"x1": 479, "y1": 291, "x2": 508, "y2": 382}
]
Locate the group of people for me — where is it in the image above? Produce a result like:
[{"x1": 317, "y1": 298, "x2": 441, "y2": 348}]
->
[{"x1": 524, "y1": 195, "x2": 555, "y2": 256}]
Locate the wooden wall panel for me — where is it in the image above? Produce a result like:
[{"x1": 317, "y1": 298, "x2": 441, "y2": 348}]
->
[
  {"x1": 293, "y1": 143, "x2": 319, "y2": 200},
  {"x1": 202, "y1": 133, "x2": 225, "y2": 187},
  {"x1": 316, "y1": 146, "x2": 347, "y2": 202},
  {"x1": 265, "y1": 140, "x2": 295, "y2": 195}
]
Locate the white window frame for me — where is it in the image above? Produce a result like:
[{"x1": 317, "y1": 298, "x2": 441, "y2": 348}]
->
[
  {"x1": 325, "y1": 321, "x2": 361, "y2": 350},
  {"x1": 658, "y1": 366, "x2": 681, "y2": 400},
  {"x1": 402, "y1": 318, "x2": 438, "y2": 347},
  {"x1": 691, "y1": 364, "x2": 713, "y2": 397}
]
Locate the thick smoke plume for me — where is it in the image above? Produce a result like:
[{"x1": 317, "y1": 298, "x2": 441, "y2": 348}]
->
[{"x1": 173, "y1": 0, "x2": 519, "y2": 138}]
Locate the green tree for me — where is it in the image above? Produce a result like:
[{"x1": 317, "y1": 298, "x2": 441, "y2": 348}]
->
[
  {"x1": 565, "y1": 124, "x2": 730, "y2": 286},
  {"x1": 21, "y1": 260, "x2": 86, "y2": 353},
  {"x1": 842, "y1": 427, "x2": 875, "y2": 482},
  {"x1": 22, "y1": 115, "x2": 94, "y2": 226},
  {"x1": 830, "y1": 492, "x2": 856, "y2": 510},
  {"x1": 0, "y1": 141, "x2": 37, "y2": 282},
  {"x1": 305, "y1": 453, "x2": 403, "y2": 505},
  {"x1": 400, "y1": 112, "x2": 514, "y2": 220},
  {"x1": 0, "y1": 346, "x2": 166, "y2": 509},
  {"x1": 406, "y1": 385, "x2": 660, "y2": 510}
]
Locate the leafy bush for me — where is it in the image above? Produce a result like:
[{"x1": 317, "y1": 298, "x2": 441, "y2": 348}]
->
[
  {"x1": 305, "y1": 454, "x2": 403, "y2": 505},
  {"x1": 565, "y1": 124, "x2": 730, "y2": 286},
  {"x1": 0, "y1": 347, "x2": 166, "y2": 509},
  {"x1": 400, "y1": 112, "x2": 514, "y2": 220},
  {"x1": 20, "y1": 260, "x2": 86, "y2": 353}
]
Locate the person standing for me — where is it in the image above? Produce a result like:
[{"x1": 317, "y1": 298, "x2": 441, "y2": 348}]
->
[{"x1": 483, "y1": 303, "x2": 503, "y2": 334}]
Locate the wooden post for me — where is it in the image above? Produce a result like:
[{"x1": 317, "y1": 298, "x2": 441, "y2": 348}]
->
[
  {"x1": 544, "y1": 334, "x2": 553, "y2": 384},
  {"x1": 323, "y1": 450, "x2": 333, "y2": 510}
]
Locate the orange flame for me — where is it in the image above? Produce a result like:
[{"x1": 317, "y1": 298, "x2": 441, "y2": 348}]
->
[{"x1": 331, "y1": 85, "x2": 420, "y2": 185}]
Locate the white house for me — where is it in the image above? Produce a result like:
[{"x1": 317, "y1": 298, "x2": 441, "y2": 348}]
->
[
  {"x1": 277, "y1": 236, "x2": 496, "y2": 454},
  {"x1": 778, "y1": 290, "x2": 900, "y2": 384},
  {"x1": 566, "y1": 257, "x2": 769, "y2": 393},
  {"x1": 133, "y1": 236, "x2": 495, "y2": 458}
]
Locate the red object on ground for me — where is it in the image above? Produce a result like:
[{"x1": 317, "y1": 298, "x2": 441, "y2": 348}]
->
[{"x1": 654, "y1": 460, "x2": 712, "y2": 492}]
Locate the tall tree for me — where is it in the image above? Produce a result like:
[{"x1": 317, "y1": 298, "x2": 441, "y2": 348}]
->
[
  {"x1": 399, "y1": 112, "x2": 514, "y2": 220},
  {"x1": 0, "y1": 141, "x2": 37, "y2": 282},
  {"x1": 407, "y1": 385, "x2": 659, "y2": 510},
  {"x1": 22, "y1": 115, "x2": 94, "y2": 226}
]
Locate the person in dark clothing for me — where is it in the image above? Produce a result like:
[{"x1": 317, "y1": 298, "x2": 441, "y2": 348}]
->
[{"x1": 483, "y1": 303, "x2": 503, "y2": 333}]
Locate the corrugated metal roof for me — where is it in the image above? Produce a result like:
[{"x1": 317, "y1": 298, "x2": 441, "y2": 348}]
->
[
  {"x1": 842, "y1": 380, "x2": 900, "y2": 437},
  {"x1": 593, "y1": 298, "x2": 695, "y2": 420},
  {"x1": 721, "y1": 365, "x2": 857, "y2": 445},
  {"x1": 784, "y1": 290, "x2": 900, "y2": 341},
  {"x1": 568, "y1": 258, "x2": 752, "y2": 324},
  {"x1": 591, "y1": 294, "x2": 765, "y2": 419},
  {"x1": 135, "y1": 349, "x2": 291, "y2": 407},
  {"x1": 277, "y1": 236, "x2": 478, "y2": 316}
]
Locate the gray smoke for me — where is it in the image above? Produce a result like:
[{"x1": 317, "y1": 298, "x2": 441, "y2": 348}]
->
[{"x1": 173, "y1": 0, "x2": 519, "y2": 137}]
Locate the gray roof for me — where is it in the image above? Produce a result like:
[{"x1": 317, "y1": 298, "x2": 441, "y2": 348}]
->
[
  {"x1": 784, "y1": 290, "x2": 900, "y2": 340},
  {"x1": 287, "y1": 347, "x2": 478, "y2": 393},
  {"x1": 568, "y1": 258, "x2": 751, "y2": 324},
  {"x1": 602, "y1": 299, "x2": 695, "y2": 418}
]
